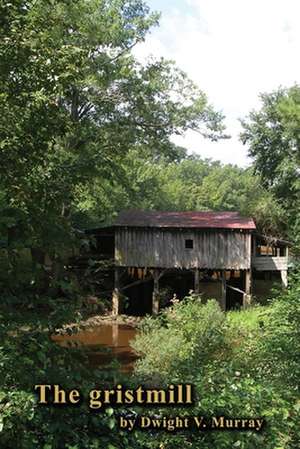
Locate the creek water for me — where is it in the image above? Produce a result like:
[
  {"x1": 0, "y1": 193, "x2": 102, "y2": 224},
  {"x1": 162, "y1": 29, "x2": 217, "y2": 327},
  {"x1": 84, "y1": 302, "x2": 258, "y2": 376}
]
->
[{"x1": 52, "y1": 323, "x2": 137, "y2": 372}]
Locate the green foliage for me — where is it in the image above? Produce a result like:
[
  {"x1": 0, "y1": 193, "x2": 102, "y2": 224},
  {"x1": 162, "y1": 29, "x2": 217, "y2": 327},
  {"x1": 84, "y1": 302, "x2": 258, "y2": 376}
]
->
[
  {"x1": 256, "y1": 269, "x2": 300, "y2": 390},
  {"x1": 131, "y1": 293, "x2": 300, "y2": 449},
  {"x1": 0, "y1": 304, "x2": 142, "y2": 449},
  {"x1": 241, "y1": 86, "x2": 300, "y2": 197},
  {"x1": 3, "y1": 289, "x2": 298, "y2": 449},
  {"x1": 76, "y1": 149, "x2": 285, "y2": 236},
  {"x1": 133, "y1": 295, "x2": 227, "y2": 380},
  {"x1": 227, "y1": 305, "x2": 267, "y2": 331},
  {"x1": 241, "y1": 85, "x2": 300, "y2": 247},
  {"x1": 0, "y1": 1, "x2": 299, "y2": 447},
  {"x1": 0, "y1": 0, "x2": 225, "y2": 272}
]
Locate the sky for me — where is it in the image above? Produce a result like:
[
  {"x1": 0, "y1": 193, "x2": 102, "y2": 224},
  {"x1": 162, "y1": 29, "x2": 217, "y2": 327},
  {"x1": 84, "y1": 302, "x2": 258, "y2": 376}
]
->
[{"x1": 134, "y1": 0, "x2": 300, "y2": 166}]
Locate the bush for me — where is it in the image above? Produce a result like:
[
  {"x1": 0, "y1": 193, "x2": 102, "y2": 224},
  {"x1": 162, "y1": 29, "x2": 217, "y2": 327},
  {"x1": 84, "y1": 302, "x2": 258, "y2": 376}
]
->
[
  {"x1": 132, "y1": 295, "x2": 227, "y2": 381},
  {"x1": 257, "y1": 270, "x2": 300, "y2": 390},
  {"x1": 132, "y1": 293, "x2": 300, "y2": 449},
  {"x1": 0, "y1": 303, "x2": 141, "y2": 449}
]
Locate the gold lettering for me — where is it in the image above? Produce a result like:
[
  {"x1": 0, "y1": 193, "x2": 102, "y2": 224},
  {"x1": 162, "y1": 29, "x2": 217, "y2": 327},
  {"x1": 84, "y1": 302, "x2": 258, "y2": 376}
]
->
[
  {"x1": 141, "y1": 416, "x2": 151, "y2": 428},
  {"x1": 69, "y1": 389, "x2": 80, "y2": 404},
  {"x1": 151, "y1": 418, "x2": 162, "y2": 428},
  {"x1": 177, "y1": 384, "x2": 183, "y2": 403},
  {"x1": 256, "y1": 419, "x2": 264, "y2": 431},
  {"x1": 103, "y1": 390, "x2": 115, "y2": 403},
  {"x1": 186, "y1": 384, "x2": 192, "y2": 404},
  {"x1": 116, "y1": 385, "x2": 123, "y2": 404},
  {"x1": 168, "y1": 384, "x2": 175, "y2": 404},
  {"x1": 124, "y1": 390, "x2": 134, "y2": 404},
  {"x1": 53, "y1": 385, "x2": 66, "y2": 404},
  {"x1": 136, "y1": 386, "x2": 144, "y2": 404},
  {"x1": 146, "y1": 389, "x2": 166, "y2": 404},
  {"x1": 34, "y1": 384, "x2": 52, "y2": 404},
  {"x1": 89, "y1": 389, "x2": 102, "y2": 409},
  {"x1": 194, "y1": 416, "x2": 205, "y2": 428},
  {"x1": 212, "y1": 416, "x2": 225, "y2": 428}
]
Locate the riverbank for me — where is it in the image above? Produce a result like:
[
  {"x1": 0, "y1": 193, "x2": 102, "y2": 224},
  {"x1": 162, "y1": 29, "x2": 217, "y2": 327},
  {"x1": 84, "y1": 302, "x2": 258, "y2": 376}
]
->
[{"x1": 55, "y1": 312, "x2": 143, "y2": 335}]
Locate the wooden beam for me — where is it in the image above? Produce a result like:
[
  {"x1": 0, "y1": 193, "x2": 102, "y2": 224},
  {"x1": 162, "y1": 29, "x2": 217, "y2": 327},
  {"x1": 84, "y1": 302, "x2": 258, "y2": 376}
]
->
[
  {"x1": 252, "y1": 235, "x2": 256, "y2": 257},
  {"x1": 112, "y1": 267, "x2": 121, "y2": 316},
  {"x1": 121, "y1": 276, "x2": 152, "y2": 292},
  {"x1": 281, "y1": 270, "x2": 288, "y2": 288},
  {"x1": 158, "y1": 269, "x2": 168, "y2": 280},
  {"x1": 194, "y1": 268, "x2": 200, "y2": 294},
  {"x1": 95, "y1": 275, "x2": 153, "y2": 298},
  {"x1": 221, "y1": 270, "x2": 226, "y2": 311},
  {"x1": 152, "y1": 269, "x2": 160, "y2": 315},
  {"x1": 227, "y1": 284, "x2": 246, "y2": 295},
  {"x1": 244, "y1": 269, "x2": 252, "y2": 308}
]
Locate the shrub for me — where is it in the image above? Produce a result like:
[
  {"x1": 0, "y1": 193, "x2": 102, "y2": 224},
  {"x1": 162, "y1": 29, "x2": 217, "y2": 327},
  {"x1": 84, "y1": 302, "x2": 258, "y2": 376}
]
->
[
  {"x1": 132, "y1": 295, "x2": 227, "y2": 381},
  {"x1": 257, "y1": 269, "x2": 300, "y2": 390},
  {"x1": 132, "y1": 293, "x2": 300, "y2": 449},
  {"x1": 0, "y1": 304, "x2": 141, "y2": 449}
]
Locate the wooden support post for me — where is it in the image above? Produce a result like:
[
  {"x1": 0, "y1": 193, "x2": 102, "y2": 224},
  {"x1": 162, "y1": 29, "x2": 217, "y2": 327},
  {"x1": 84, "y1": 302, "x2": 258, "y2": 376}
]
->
[
  {"x1": 221, "y1": 270, "x2": 226, "y2": 311},
  {"x1": 252, "y1": 235, "x2": 256, "y2": 257},
  {"x1": 281, "y1": 246, "x2": 288, "y2": 287},
  {"x1": 281, "y1": 270, "x2": 288, "y2": 288},
  {"x1": 112, "y1": 267, "x2": 121, "y2": 316},
  {"x1": 244, "y1": 269, "x2": 252, "y2": 308},
  {"x1": 194, "y1": 268, "x2": 200, "y2": 294},
  {"x1": 152, "y1": 269, "x2": 160, "y2": 315}
]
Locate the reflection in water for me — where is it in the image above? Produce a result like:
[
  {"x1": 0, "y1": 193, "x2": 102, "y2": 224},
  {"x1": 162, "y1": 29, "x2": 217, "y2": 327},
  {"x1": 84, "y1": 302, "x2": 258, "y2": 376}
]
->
[{"x1": 52, "y1": 323, "x2": 137, "y2": 372}]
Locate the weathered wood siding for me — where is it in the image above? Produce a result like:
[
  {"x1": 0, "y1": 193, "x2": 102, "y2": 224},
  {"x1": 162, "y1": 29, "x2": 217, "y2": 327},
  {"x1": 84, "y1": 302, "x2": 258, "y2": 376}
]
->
[
  {"x1": 115, "y1": 228, "x2": 251, "y2": 269},
  {"x1": 252, "y1": 256, "x2": 288, "y2": 271}
]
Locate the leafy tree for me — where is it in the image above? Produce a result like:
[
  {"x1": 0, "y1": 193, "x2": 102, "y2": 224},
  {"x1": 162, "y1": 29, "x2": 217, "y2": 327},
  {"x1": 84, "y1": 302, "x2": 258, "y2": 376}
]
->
[
  {"x1": 0, "y1": 0, "x2": 225, "y2": 290},
  {"x1": 196, "y1": 165, "x2": 286, "y2": 235},
  {"x1": 240, "y1": 85, "x2": 300, "y2": 245},
  {"x1": 74, "y1": 149, "x2": 286, "y2": 236}
]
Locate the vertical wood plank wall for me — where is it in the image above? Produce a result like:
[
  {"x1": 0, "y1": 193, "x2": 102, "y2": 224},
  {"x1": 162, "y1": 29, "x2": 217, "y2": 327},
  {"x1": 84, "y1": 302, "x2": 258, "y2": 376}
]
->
[{"x1": 115, "y1": 228, "x2": 251, "y2": 270}]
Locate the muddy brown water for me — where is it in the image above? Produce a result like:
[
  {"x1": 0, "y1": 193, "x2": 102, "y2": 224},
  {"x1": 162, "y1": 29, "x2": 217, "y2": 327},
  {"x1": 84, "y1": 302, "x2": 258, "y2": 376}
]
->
[{"x1": 52, "y1": 323, "x2": 137, "y2": 372}]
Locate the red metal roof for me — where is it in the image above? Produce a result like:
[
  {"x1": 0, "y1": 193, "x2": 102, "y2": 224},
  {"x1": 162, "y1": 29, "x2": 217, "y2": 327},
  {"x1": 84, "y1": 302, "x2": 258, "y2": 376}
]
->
[{"x1": 114, "y1": 210, "x2": 256, "y2": 230}]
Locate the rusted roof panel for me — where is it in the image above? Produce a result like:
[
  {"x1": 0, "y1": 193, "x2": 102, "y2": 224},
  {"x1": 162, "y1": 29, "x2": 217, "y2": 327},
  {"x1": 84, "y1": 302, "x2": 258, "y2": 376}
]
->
[{"x1": 114, "y1": 210, "x2": 256, "y2": 230}]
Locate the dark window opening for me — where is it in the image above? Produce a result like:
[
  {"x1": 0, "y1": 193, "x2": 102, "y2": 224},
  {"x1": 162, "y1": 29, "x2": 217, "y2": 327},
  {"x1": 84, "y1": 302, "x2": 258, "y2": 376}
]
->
[{"x1": 185, "y1": 239, "x2": 193, "y2": 249}]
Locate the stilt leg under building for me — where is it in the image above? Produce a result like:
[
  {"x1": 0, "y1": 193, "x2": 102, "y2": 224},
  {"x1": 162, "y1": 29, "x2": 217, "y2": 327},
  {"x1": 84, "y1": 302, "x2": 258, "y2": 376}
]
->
[
  {"x1": 112, "y1": 266, "x2": 121, "y2": 316},
  {"x1": 152, "y1": 269, "x2": 160, "y2": 314},
  {"x1": 221, "y1": 270, "x2": 226, "y2": 311},
  {"x1": 194, "y1": 268, "x2": 200, "y2": 294},
  {"x1": 281, "y1": 270, "x2": 288, "y2": 287},
  {"x1": 244, "y1": 269, "x2": 252, "y2": 308}
]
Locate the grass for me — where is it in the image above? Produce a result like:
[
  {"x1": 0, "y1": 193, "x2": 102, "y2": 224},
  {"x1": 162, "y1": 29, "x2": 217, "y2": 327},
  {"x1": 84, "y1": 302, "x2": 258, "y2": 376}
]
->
[{"x1": 227, "y1": 305, "x2": 269, "y2": 331}]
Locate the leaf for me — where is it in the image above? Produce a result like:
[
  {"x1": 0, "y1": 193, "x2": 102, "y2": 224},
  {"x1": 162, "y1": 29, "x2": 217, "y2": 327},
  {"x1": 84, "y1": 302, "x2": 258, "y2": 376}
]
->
[
  {"x1": 108, "y1": 418, "x2": 115, "y2": 430},
  {"x1": 105, "y1": 407, "x2": 114, "y2": 417},
  {"x1": 294, "y1": 401, "x2": 300, "y2": 412}
]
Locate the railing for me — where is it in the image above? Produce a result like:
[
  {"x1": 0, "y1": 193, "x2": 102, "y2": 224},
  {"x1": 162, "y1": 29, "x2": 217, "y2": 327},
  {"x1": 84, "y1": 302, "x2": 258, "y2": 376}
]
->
[{"x1": 252, "y1": 256, "x2": 288, "y2": 271}]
